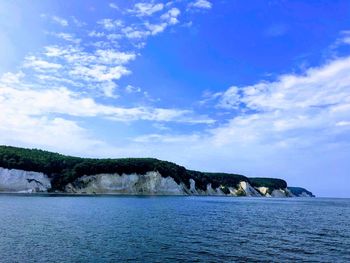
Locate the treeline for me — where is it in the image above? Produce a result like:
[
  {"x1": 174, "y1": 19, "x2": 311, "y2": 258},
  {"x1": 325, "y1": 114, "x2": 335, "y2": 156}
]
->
[
  {"x1": 249, "y1": 177, "x2": 287, "y2": 189},
  {"x1": 0, "y1": 145, "x2": 287, "y2": 192},
  {"x1": 287, "y1": 187, "x2": 314, "y2": 197}
]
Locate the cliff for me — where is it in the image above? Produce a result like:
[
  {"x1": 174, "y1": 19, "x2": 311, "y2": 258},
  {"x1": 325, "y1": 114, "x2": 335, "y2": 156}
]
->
[{"x1": 0, "y1": 145, "x2": 314, "y2": 197}]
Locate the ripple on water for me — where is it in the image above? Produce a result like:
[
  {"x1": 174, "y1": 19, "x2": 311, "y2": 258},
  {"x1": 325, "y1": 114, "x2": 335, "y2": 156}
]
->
[{"x1": 0, "y1": 196, "x2": 349, "y2": 262}]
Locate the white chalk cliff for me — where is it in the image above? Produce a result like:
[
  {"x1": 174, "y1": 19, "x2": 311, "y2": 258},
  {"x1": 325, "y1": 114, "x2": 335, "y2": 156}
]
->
[
  {"x1": 0, "y1": 167, "x2": 312, "y2": 197},
  {"x1": 0, "y1": 167, "x2": 51, "y2": 193},
  {"x1": 65, "y1": 171, "x2": 186, "y2": 195},
  {"x1": 65, "y1": 171, "x2": 229, "y2": 195}
]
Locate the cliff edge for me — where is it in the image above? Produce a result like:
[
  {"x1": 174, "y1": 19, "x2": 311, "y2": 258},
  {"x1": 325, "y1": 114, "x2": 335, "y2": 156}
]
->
[{"x1": 0, "y1": 145, "x2": 314, "y2": 197}]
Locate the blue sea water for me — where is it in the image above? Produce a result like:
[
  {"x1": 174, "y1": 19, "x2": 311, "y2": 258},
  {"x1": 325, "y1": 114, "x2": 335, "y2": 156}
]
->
[{"x1": 0, "y1": 195, "x2": 349, "y2": 263}]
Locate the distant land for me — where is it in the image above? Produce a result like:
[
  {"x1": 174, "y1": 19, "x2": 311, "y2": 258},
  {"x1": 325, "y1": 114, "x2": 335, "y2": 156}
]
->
[{"x1": 0, "y1": 145, "x2": 314, "y2": 197}]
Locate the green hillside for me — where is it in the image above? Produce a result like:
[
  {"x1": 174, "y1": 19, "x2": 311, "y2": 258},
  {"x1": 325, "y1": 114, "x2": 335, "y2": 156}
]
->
[{"x1": 0, "y1": 145, "x2": 288, "y2": 192}]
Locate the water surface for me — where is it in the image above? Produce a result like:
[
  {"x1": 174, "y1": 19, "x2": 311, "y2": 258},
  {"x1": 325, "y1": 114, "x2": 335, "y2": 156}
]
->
[{"x1": 0, "y1": 195, "x2": 349, "y2": 262}]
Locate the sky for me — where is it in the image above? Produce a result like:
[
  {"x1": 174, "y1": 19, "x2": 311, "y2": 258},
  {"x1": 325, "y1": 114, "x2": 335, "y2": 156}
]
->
[{"x1": 0, "y1": 0, "x2": 350, "y2": 197}]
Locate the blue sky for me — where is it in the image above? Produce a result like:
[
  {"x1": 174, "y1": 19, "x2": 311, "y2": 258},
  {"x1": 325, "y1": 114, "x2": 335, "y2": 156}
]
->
[{"x1": 1, "y1": 0, "x2": 350, "y2": 197}]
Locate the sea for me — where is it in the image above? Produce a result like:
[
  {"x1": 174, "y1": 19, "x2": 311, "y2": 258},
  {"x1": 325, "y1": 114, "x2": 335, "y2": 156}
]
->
[{"x1": 0, "y1": 195, "x2": 349, "y2": 263}]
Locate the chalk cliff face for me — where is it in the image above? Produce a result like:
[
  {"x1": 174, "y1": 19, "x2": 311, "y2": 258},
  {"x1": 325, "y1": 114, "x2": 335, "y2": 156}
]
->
[
  {"x1": 0, "y1": 167, "x2": 314, "y2": 197},
  {"x1": 61, "y1": 172, "x2": 301, "y2": 197},
  {"x1": 0, "y1": 146, "x2": 315, "y2": 197},
  {"x1": 0, "y1": 167, "x2": 51, "y2": 193},
  {"x1": 239, "y1": 181, "x2": 262, "y2": 197},
  {"x1": 65, "y1": 172, "x2": 186, "y2": 195},
  {"x1": 65, "y1": 172, "x2": 230, "y2": 195}
]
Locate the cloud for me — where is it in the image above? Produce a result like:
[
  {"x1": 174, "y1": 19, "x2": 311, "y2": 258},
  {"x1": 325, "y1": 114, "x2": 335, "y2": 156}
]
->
[
  {"x1": 212, "y1": 56, "x2": 350, "y2": 147},
  {"x1": 9, "y1": 3, "x2": 191, "y2": 101},
  {"x1": 141, "y1": 8, "x2": 181, "y2": 36},
  {"x1": 51, "y1": 16, "x2": 69, "y2": 26},
  {"x1": 109, "y1": 3, "x2": 119, "y2": 10},
  {"x1": 51, "y1": 32, "x2": 81, "y2": 44},
  {"x1": 95, "y1": 49, "x2": 136, "y2": 64},
  {"x1": 0, "y1": 82, "x2": 214, "y2": 124},
  {"x1": 70, "y1": 64, "x2": 130, "y2": 82},
  {"x1": 130, "y1": 2, "x2": 164, "y2": 16},
  {"x1": 71, "y1": 16, "x2": 86, "y2": 27},
  {"x1": 88, "y1": 31, "x2": 105, "y2": 38},
  {"x1": 188, "y1": 0, "x2": 212, "y2": 10},
  {"x1": 23, "y1": 56, "x2": 62, "y2": 72},
  {"x1": 97, "y1": 19, "x2": 123, "y2": 30},
  {"x1": 125, "y1": 84, "x2": 141, "y2": 93},
  {"x1": 39, "y1": 45, "x2": 136, "y2": 96},
  {"x1": 161, "y1": 8, "x2": 180, "y2": 25},
  {"x1": 0, "y1": 113, "x2": 103, "y2": 154},
  {"x1": 122, "y1": 26, "x2": 150, "y2": 39},
  {"x1": 0, "y1": 69, "x2": 214, "y2": 153},
  {"x1": 340, "y1": 30, "x2": 350, "y2": 45},
  {"x1": 0, "y1": 71, "x2": 25, "y2": 84},
  {"x1": 0, "y1": 3, "x2": 215, "y2": 158},
  {"x1": 104, "y1": 56, "x2": 350, "y2": 197},
  {"x1": 97, "y1": 4, "x2": 182, "y2": 42},
  {"x1": 144, "y1": 22, "x2": 167, "y2": 35},
  {"x1": 329, "y1": 30, "x2": 350, "y2": 51},
  {"x1": 216, "y1": 86, "x2": 241, "y2": 109},
  {"x1": 133, "y1": 133, "x2": 200, "y2": 143}
]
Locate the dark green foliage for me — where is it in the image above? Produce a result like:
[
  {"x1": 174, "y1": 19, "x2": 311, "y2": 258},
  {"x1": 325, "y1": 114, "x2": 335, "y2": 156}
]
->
[
  {"x1": 185, "y1": 170, "x2": 249, "y2": 191},
  {"x1": 203, "y1": 172, "x2": 248, "y2": 189},
  {"x1": 0, "y1": 146, "x2": 192, "y2": 191},
  {"x1": 249, "y1": 177, "x2": 287, "y2": 189},
  {"x1": 0, "y1": 145, "x2": 288, "y2": 192},
  {"x1": 287, "y1": 187, "x2": 314, "y2": 197}
]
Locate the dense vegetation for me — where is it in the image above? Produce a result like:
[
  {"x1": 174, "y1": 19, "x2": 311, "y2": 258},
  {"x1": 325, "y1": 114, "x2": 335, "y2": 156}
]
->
[
  {"x1": 249, "y1": 177, "x2": 287, "y2": 189},
  {"x1": 0, "y1": 145, "x2": 288, "y2": 192},
  {"x1": 287, "y1": 187, "x2": 314, "y2": 197}
]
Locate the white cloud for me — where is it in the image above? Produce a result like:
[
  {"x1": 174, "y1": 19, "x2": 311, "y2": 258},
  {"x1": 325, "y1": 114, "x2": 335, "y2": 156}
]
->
[
  {"x1": 212, "y1": 56, "x2": 350, "y2": 146},
  {"x1": 340, "y1": 30, "x2": 350, "y2": 45},
  {"x1": 0, "y1": 1, "x2": 216, "y2": 157},
  {"x1": 130, "y1": 2, "x2": 164, "y2": 16},
  {"x1": 343, "y1": 37, "x2": 350, "y2": 44},
  {"x1": 133, "y1": 133, "x2": 200, "y2": 143},
  {"x1": 0, "y1": 80, "x2": 214, "y2": 124},
  {"x1": 0, "y1": 71, "x2": 25, "y2": 84},
  {"x1": 0, "y1": 113, "x2": 103, "y2": 154},
  {"x1": 51, "y1": 16, "x2": 68, "y2": 26},
  {"x1": 106, "y1": 33, "x2": 122, "y2": 40},
  {"x1": 182, "y1": 21, "x2": 193, "y2": 28},
  {"x1": 23, "y1": 56, "x2": 62, "y2": 71},
  {"x1": 71, "y1": 16, "x2": 86, "y2": 27},
  {"x1": 97, "y1": 19, "x2": 123, "y2": 30},
  {"x1": 125, "y1": 85, "x2": 141, "y2": 93},
  {"x1": 336, "y1": 121, "x2": 350, "y2": 126},
  {"x1": 96, "y1": 5, "x2": 182, "y2": 41},
  {"x1": 109, "y1": 3, "x2": 119, "y2": 10},
  {"x1": 330, "y1": 30, "x2": 350, "y2": 50},
  {"x1": 51, "y1": 32, "x2": 81, "y2": 44},
  {"x1": 95, "y1": 49, "x2": 136, "y2": 64},
  {"x1": 113, "y1": 57, "x2": 350, "y2": 196},
  {"x1": 70, "y1": 64, "x2": 130, "y2": 82},
  {"x1": 145, "y1": 22, "x2": 167, "y2": 35},
  {"x1": 188, "y1": 0, "x2": 212, "y2": 10},
  {"x1": 122, "y1": 26, "x2": 150, "y2": 39},
  {"x1": 40, "y1": 45, "x2": 136, "y2": 96},
  {"x1": 217, "y1": 86, "x2": 241, "y2": 109},
  {"x1": 101, "y1": 81, "x2": 118, "y2": 98},
  {"x1": 44, "y1": 46, "x2": 67, "y2": 57},
  {"x1": 161, "y1": 8, "x2": 180, "y2": 25},
  {"x1": 140, "y1": 8, "x2": 181, "y2": 36},
  {"x1": 88, "y1": 31, "x2": 105, "y2": 38}
]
